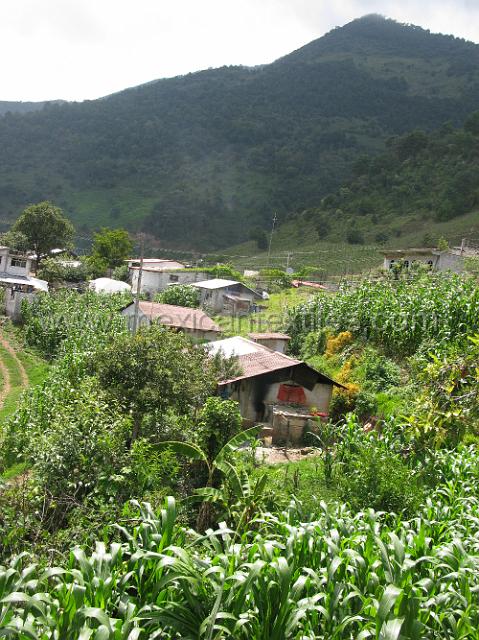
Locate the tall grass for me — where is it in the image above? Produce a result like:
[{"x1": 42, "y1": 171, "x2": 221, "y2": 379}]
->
[
  {"x1": 1, "y1": 447, "x2": 479, "y2": 638},
  {"x1": 286, "y1": 273, "x2": 479, "y2": 355}
]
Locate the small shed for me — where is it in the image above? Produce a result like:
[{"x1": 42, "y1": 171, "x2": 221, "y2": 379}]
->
[
  {"x1": 121, "y1": 301, "x2": 221, "y2": 342},
  {"x1": 209, "y1": 336, "x2": 343, "y2": 440},
  {"x1": 0, "y1": 275, "x2": 48, "y2": 321},
  {"x1": 248, "y1": 332, "x2": 291, "y2": 354},
  {"x1": 192, "y1": 279, "x2": 262, "y2": 314}
]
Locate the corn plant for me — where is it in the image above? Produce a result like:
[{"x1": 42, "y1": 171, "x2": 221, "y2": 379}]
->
[
  {"x1": 286, "y1": 273, "x2": 479, "y2": 356},
  {"x1": 1, "y1": 447, "x2": 479, "y2": 638}
]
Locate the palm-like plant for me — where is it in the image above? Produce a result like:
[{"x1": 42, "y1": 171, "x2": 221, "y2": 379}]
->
[{"x1": 157, "y1": 426, "x2": 260, "y2": 530}]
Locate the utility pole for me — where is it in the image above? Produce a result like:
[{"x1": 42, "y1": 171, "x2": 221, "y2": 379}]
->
[
  {"x1": 132, "y1": 233, "x2": 145, "y2": 335},
  {"x1": 267, "y1": 212, "x2": 277, "y2": 268},
  {"x1": 285, "y1": 251, "x2": 292, "y2": 273}
]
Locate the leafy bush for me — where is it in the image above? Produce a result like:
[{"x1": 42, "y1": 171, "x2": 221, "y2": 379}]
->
[
  {"x1": 336, "y1": 446, "x2": 422, "y2": 515},
  {"x1": 155, "y1": 284, "x2": 200, "y2": 308},
  {"x1": 355, "y1": 348, "x2": 401, "y2": 391},
  {"x1": 195, "y1": 397, "x2": 242, "y2": 461}
]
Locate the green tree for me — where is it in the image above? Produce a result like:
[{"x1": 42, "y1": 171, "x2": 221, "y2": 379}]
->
[
  {"x1": 0, "y1": 230, "x2": 29, "y2": 253},
  {"x1": 156, "y1": 284, "x2": 200, "y2": 308},
  {"x1": 93, "y1": 326, "x2": 215, "y2": 442},
  {"x1": 249, "y1": 227, "x2": 268, "y2": 250},
  {"x1": 464, "y1": 110, "x2": 479, "y2": 136},
  {"x1": 91, "y1": 228, "x2": 133, "y2": 271},
  {"x1": 13, "y1": 201, "x2": 74, "y2": 270}
]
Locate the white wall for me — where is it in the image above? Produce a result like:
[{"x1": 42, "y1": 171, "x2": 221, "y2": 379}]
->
[
  {"x1": 4, "y1": 289, "x2": 36, "y2": 321},
  {"x1": 0, "y1": 249, "x2": 32, "y2": 276},
  {"x1": 131, "y1": 269, "x2": 209, "y2": 297},
  {"x1": 224, "y1": 378, "x2": 333, "y2": 423}
]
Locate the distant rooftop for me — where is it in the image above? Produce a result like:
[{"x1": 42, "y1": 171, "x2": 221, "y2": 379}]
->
[
  {"x1": 192, "y1": 278, "x2": 239, "y2": 289},
  {"x1": 134, "y1": 301, "x2": 220, "y2": 333},
  {"x1": 248, "y1": 332, "x2": 291, "y2": 341}
]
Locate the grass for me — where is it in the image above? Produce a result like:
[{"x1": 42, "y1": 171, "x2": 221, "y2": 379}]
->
[
  {"x1": 214, "y1": 288, "x2": 313, "y2": 338},
  {"x1": 0, "y1": 323, "x2": 49, "y2": 424},
  {"x1": 250, "y1": 455, "x2": 338, "y2": 514}
]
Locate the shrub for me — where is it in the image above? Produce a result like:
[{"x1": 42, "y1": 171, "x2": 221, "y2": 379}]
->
[
  {"x1": 156, "y1": 284, "x2": 200, "y2": 308},
  {"x1": 195, "y1": 397, "x2": 243, "y2": 461},
  {"x1": 336, "y1": 446, "x2": 423, "y2": 516},
  {"x1": 325, "y1": 330, "x2": 353, "y2": 356},
  {"x1": 356, "y1": 348, "x2": 401, "y2": 391}
]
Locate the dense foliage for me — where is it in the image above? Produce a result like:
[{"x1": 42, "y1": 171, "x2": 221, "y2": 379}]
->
[
  {"x1": 1, "y1": 17, "x2": 479, "y2": 247},
  {"x1": 300, "y1": 114, "x2": 479, "y2": 244},
  {"x1": 0, "y1": 290, "x2": 232, "y2": 559},
  {"x1": 286, "y1": 273, "x2": 479, "y2": 356},
  {"x1": 1, "y1": 445, "x2": 479, "y2": 638},
  {"x1": 12, "y1": 201, "x2": 74, "y2": 268},
  {"x1": 155, "y1": 284, "x2": 200, "y2": 308}
]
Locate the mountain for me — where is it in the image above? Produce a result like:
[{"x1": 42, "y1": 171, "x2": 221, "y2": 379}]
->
[
  {"x1": 1, "y1": 15, "x2": 479, "y2": 248},
  {"x1": 0, "y1": 100, "x2": 67, "y2": 116}
]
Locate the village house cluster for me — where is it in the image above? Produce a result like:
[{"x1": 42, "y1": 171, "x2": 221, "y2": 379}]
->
[{"x1": 0, "y1": 246, "x2": 48, "y2": 320}]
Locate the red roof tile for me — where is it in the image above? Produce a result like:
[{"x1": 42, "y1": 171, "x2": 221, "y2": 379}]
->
[{"x1": 138, "y1": 302, "x2": 220, "y2": 332}]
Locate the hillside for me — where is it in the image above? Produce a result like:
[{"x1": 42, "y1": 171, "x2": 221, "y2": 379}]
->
[
  {"x1": 0, "y1": 100, "x2": 66, "y2": 116},
  {"x1": 1, "y1": 15, "x2": 479, "y2": 248}
]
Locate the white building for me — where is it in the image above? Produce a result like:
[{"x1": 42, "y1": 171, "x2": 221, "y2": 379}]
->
[
  {"x1": 0, "y1": 247, "x2": 34, "y2": 277},
  {"x1": 126, "y1": 258, "x2": 186, "y2": 270},
  {"x1": 192, "y1": 279, "x2": 262, "y2": 314},
  {"x1": 0, "y1": 247, "x2": 48, "y2": 320},
  {"x1": 127, "y1": 259, "x2": 212, "y2": 298},
  {"x1": 382, "y1": 245, "x2": 479, "y2": 274}
]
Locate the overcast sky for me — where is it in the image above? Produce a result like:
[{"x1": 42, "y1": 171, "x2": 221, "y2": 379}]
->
[{"x1": 2, "y1": 0, "x2": 479, "y2": 102}]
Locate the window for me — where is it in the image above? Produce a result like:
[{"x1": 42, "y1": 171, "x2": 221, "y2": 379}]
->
[
  {"x1": 169, "y1": 275, "x2": 179, "y2": 282},
  {"x1": 403, "y1": 260, "x2": 410, "y2": 268},
  {"x1": 427, "y1": 260, "x2": 434, "y2": 268},
  {"x1": 10, "y1": 258, "x2": 27, "y2": 268},
  {"x1": 389, "y1": 260, "x2": 395, "y2": 269}
]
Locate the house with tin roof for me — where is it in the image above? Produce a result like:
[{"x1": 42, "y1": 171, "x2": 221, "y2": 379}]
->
[
  {"x1": 121, "y1": 301, "x2": 221, "y2": 342},
  {"x1": 192, "y1": 279, "x2": 263, "y2": 314},
  {"x1": 209, "y1": 336, "x2": 343, "y2": 441}
]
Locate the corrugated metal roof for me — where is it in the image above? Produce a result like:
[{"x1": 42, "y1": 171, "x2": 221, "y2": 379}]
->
[
  {"x1": 208, "y1": 336, "x2": 268, "y2": 357},
  {"x1": 212, "y1": 335, "x2": 344, "y2": 388},
  {"x1": 192, "y1": 278, "x2": 239, "y2": 289},
  {"x1": 248, "y1": 332, "x2": 291, "y2": 340},
  {"x1": 136, "y1": 301, "x2": 220, "y2": 332},
  {"x1": 0, "y1": 274, "x2": 48, "y2": 291}
]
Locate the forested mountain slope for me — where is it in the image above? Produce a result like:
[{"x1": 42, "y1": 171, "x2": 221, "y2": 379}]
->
[
  {"x1": 1, "y1": 15, "x2": 479, "y2": 248},
  {"x1": 0, "y1": 100, "x2": 67, "y2": 117},
  {"x1": 283, "y1": 114, "x2": 479, "y2": 248}
]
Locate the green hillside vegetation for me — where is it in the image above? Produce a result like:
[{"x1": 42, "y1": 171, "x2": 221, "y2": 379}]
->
[
  {"x1": 2, "y1": 16, "x2": 479, "y2": 248},
  {"x1": 221, "y1": 115, "x2": 479, "y2": 277},
  {"x1": 297, "y1": 112, "x2": 479, "y2": 246},
  {"x1": 1, "y1": 271, "x2": 479, "y2": 636}
]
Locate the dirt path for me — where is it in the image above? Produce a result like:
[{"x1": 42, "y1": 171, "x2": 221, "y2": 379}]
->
[
  {"x1": 255, "y1": 446, "x2": 320, "y2": 464},
  {"x1": 0, "y1": 353, "x2": 11, "y2": 407},
  {"x1": 0, "y1": 331, "x2": 28, "y2": 409}
]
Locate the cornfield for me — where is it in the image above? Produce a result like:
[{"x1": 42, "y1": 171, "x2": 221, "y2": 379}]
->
[
  {"x1": 1, "y1": 447, "x2": 479, "y2": 639},
  {"x1": 286, "y1": 273, "x2": 479, "y2": 355}
]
